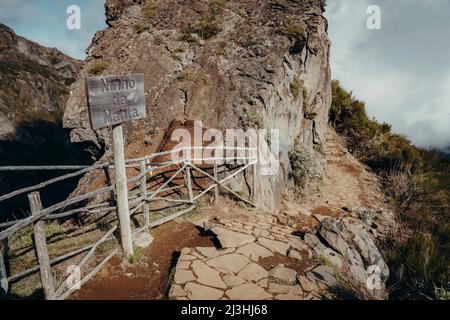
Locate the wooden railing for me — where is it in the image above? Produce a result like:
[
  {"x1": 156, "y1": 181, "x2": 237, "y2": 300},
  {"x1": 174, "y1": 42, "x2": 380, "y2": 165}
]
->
[{"x1": 0, "y1": 146, "x2": 258, "y2": 300}]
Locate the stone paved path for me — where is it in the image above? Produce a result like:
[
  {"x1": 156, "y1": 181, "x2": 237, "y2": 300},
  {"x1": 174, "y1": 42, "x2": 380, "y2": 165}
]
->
[{"x1": 169, "y1": 213, "x2": 329, "y2": 300}]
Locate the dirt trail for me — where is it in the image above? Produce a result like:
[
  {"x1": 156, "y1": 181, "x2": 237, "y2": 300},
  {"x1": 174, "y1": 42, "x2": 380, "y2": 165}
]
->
[
  {"x1": 71, "y1": 222, "x2": 215, "y2": 300},
  {"x1": 71, "y1": 127, "x2": 391, "y2": 300},
  {"x1": 293, "y1": 127, "x2": 388, "y2": 217}
]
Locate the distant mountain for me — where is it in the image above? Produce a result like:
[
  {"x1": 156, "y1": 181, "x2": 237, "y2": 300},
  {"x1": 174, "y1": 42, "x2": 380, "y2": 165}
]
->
[
  {"x1": 0, "y1": 24, "x2": 94, "y2": 223},
  {"x1": 0, "y1": 23, "x2": 82, "y2": 139}
]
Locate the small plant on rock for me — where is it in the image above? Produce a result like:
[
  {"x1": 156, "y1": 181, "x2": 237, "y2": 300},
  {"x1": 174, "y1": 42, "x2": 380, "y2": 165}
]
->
[
  {"x1": 133, "y1": 23, "x2": 148, "y2": 34},
  {"x1": 154, "y1": 35, "x2": 163, "y2": 45},
  {"x1": 288, "y1": 145, "x2": 325, "y2": 186},
  {"x1": 177, "y1": 70, "x2": 194, "y2": 81},
  {"x1": 435, "y1": 286, "x2": 450, "y2": 300},
  {"x1": 290, "y1": 76, "x2": 304, "y2": 101},
  {"x1": 143, "y1": 2, "x2": 158, "y2": 20},
  {"x1": 171, "y1": 49, "x2": 184, "y2": 62},
  {"x1": 180, "y1": 0, "x2": 223, "y2": 43},
  {"x1": 88, "y1": 61, "x2": 107, "y2": 75},
  {"x1": 202, "y1": 74, "x2": 212, "y2": 86},
  {"x1": 129, "y1": 247, "x2": 143, "y2": 264},
  {"x1": 278, "y1": 21, "x2": 306, "y2": 43},
  {"x1": 246, "y1": 113, "x2": 264, "y2": 129},
  {"x1": 358, "y1": 209, "x2": 378, "y2": 226}
]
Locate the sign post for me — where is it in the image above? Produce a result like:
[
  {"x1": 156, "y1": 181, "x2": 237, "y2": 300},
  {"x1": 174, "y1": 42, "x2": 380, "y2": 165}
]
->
[
  {"x1": 86, "y1": 74, "x2": 147, "y2": 258},
  {"x1": 112, "y1": 124, "x2": 133, "y2": 257}
]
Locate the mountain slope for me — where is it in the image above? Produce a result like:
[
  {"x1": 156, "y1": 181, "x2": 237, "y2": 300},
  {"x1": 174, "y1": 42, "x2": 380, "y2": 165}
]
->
[
  {"x1": 0, "y1": 24, "x2": 93, "y2": 223},
  {"x1": 0, "y1": 23, "x2": 81, "y2": 138}
]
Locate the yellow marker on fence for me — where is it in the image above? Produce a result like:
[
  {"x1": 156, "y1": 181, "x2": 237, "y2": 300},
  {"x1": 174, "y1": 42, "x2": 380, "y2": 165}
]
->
[{"x1": 146, "y1": 159, "x2": 153, "y2": 178}]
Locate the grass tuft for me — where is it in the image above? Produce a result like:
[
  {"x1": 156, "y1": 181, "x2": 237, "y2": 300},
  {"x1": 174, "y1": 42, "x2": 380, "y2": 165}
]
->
[{"x1": 87, "y1": 61, "x2": 107, "y2": 76}]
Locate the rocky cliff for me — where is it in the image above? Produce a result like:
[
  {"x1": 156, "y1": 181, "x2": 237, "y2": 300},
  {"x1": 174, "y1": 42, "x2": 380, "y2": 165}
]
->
[
  {"x1": 0, "y1": 23, "x2": 82, "y2": 139},
  {"x1": 63, "y1": 0, "x2": 331, "y2": 210}
]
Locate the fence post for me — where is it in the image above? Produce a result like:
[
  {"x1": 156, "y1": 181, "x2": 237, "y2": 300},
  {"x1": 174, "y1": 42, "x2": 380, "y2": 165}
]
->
[
  {"x1": 0, "y1": 241, "x2": 8, "y2": 297},
  {"x1": 28, "y1": 191, "x2": 54, "y2": 300},
  {"x1": 112, "y1": 124, "x2": 134, "y2": 258},
  {"x1": 185, "y1": 165, "x2": 194, "y2": 203},
  {"x1": 140, "y1": 160, "x2": 150, "y2": 227},
  {"x1": 213, "y1": 160, "x2": 219, "y2": 204},
  {"x1": 252, "y1": 161, "x2": 257, "y2": 201}
]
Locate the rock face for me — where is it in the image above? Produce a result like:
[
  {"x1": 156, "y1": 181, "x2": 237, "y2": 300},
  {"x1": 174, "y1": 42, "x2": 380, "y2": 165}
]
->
[
  {"x1": 0, "y1": 23, "x2": 81, "y2": 139},
  {"x1": 62, "y1": 0, "x2": 332, "y2": 211},
  {"x1": 305, "y1": 217, "x2": 390, "y2": 299}
]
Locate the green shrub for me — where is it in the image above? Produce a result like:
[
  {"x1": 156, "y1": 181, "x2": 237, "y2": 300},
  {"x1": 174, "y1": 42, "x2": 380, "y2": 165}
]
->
[
  {"x1": 246, "y1": 113, "x2": 264, "y2": 129},
  {"x1": 88, "y1": 61, "x2": 107, "y2": 75},
  {"x1": 435, "y1": 286, "x2": 450, "y2": 300},
  {"x1": 302, "y1": 87, "x2": 308, "y2": 112},
  {"x1": 209, "y1": 0, "x2": 225, "y2": 15},
  {"x1": 143, "y1": 2, "x2": 157, "y2": 20},
  {"x1": 358, "y1": 209, "x2": 378, "y2": 226},
  {"x1": 330, "y1": 79, "x2": 424, "y2": 171},
  {"x1": 177, "y1": 70, "x2": 194, "y2": 81},
  {"x1": 289, "y1": 150, "x2": 310, "y2": 185},
  {"x1": 180, "y1": 0, "x2": 223, "y2": 43},
  {"x1": 133, "y1": 2, "x2": 157, "y2": 34},
  {"x1": 288, "y1": 145, "x2": 324, "y2": 186},
  {"x1": 133, "y1": 23, "x2": 148, "y2": 34},
  {"x1": 202, "y1": 74, "x2": 212, "y2": 86},
  {"x1": 217, "y1": 47, "x2": 226, "y2": 56},
  {"x1": 332, "y1": 79, "x2": 450, "y2": 300},
  {"x1": 154, "y1": 35, "x2": 163, "y2": 45},
  {"x1": 181, "y1": 18, "x2": 220, "y2": 41},
  {"x1": 170, "y1": 48, "x2": 184, "y2": 61},
  {"x1": 278, "y1": 21, "x2": 306, "y2": 43},
  {"x1": 180, "y1": 28, "x2": 200, "y2": 43},
  {"x1": 387, "y1": 227, "x2": 450, "y2": 300},
  {"x1": 129, "y1": 247, "x2": 143, "y2": 264},
  {"x1": 290, "y1": 77, "x2": 303, "y2": 101}
]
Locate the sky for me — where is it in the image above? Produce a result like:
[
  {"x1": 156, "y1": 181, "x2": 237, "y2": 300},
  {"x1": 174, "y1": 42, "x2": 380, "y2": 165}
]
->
[
  {"x1": 0, "y1": 0, "x2": 106, "y2": 59},
  {"x1": 325, "y1": 0, "x2": 450, "y2": 149},
  {"x1": 0, "y1": 0, "x2": 448, "y2": 149}
]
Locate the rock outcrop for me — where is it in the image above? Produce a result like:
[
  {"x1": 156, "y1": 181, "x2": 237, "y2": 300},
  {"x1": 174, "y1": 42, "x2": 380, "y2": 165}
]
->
[
  {"x1": 0, "y1": 23, "x2": 82, "y2": 139},
  {"x1": 63, "y1": 0, "x2": 332, "y2": 211},
  {"x1": 304, "y1": 217, "x2": 389, "y2": 299},
  {"x1": 169, "y1": 213, "x2": 320, "y2": 300},
  {"x1": 169, "y1": 211, "x2": 389, "y2": 300}
]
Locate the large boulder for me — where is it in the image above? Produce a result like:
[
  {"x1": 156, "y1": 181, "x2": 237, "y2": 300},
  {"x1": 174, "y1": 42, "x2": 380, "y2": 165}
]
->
[
  {"x1": 320, "y1": 217, "x2": 389, "y2": 282},
  {"x1": 305, "y1": 217, "x2": 389, "y2": 299}
]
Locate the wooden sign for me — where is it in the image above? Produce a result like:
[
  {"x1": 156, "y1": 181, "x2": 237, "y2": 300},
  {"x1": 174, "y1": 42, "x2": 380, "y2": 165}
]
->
[{"x1": 86, "y1": 74, "x2": 146, "y2": 130}]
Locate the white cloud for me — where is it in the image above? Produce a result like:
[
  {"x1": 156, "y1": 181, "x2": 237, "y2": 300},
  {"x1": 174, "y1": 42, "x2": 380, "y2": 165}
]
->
[{"x1": 325, "y1": 0, "x2": 450, "y2": 149}]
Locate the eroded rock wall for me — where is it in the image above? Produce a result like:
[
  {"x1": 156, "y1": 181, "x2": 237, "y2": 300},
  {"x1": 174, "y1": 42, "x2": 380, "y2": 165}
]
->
[{"x1": 63, "y1": 0, "x2": 331, "y2": 210}]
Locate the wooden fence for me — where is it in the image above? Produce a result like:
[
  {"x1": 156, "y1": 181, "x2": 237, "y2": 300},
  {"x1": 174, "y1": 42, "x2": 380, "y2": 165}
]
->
[{"x1": 0, "y1": 146, "x2": 257, "y2": 300}]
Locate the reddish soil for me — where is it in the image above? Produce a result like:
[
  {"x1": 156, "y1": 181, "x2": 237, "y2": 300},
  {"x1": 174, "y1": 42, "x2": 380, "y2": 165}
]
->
[
  {"x1": 71, "y1": 221, "x2": 216, "y2": 300},
  {"x1": 335, "y1": 162, "x2": 361, "y2": 176},
  {"x1": 259, "y1": 253, "x2": 319, "y2": 275},
  {"x1": 290, "y1": 214, "x2": 320, "y2": 232},
  {"x1": 311, "y1": 205, "x2": 345, "y2": 219}
]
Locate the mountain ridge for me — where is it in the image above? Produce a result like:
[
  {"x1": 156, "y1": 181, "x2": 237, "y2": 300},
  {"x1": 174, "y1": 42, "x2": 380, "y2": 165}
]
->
[{"x1": 0, "y1": 22, "x2": 82, "y2": 139}]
